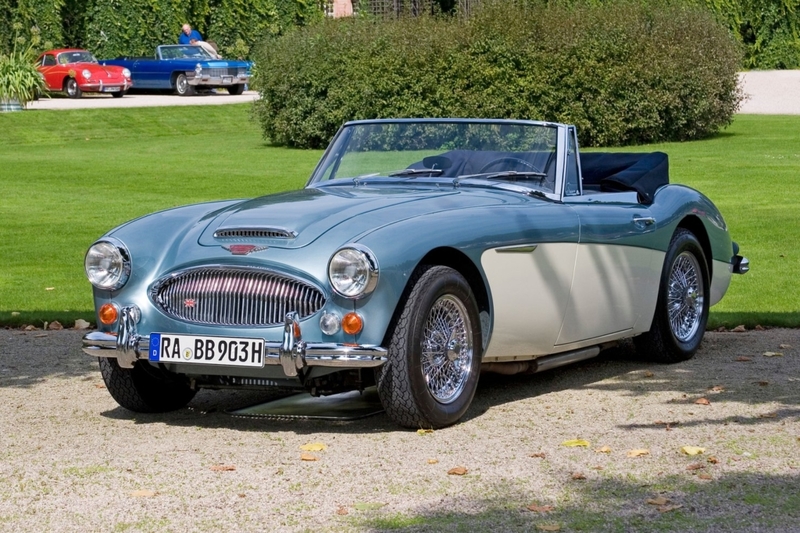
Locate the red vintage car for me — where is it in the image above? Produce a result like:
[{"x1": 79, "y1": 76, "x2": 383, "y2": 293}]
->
[{"x1": 37, "y1": 49, "x2": 132, "y2": 98}]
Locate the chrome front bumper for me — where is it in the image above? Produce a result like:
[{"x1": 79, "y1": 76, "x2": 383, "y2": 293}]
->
[
  {"x1": 82, "y1": 308, "x2": 387, "y2": 377},
  {"x1": 188, "y1": 75, "x2": 249, "y2": 87}
]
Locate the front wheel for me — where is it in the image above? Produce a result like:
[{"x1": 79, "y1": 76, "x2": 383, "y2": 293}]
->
[
  {"x1": 111, "y1": 90, "x2": 126, "y2": 98},
  {"x1": 64, "y1": 78, "x2": 81, "y2": 99},
  {"x1": 376, "y1": 265, "x2": 482, "y2": 429},
  {"x1": 227, "y1": 84, "x2": 245, "y2": 95},
  {"x1": 174, "y1": 73, "x2": 195, "y2": 96},
  {"x1": 99, "y1": 357, "x2": 196, "y2": 413},
  {"x1": 635, "y1": 228, "x2": 709, "y2": 363}
]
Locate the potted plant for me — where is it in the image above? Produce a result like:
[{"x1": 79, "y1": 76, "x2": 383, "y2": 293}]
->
[{"x1": 0, "y1": 33, "x2": 46, "y2": 111}]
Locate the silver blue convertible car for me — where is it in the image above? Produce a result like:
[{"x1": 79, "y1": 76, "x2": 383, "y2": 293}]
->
[{"x1": 83, "y1": 119, "x2": 749, "y2": 428}]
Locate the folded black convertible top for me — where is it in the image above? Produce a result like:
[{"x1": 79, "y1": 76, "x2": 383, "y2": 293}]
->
[{"x1": 580, "y1": 152, "x2": 669, "y2": 204}]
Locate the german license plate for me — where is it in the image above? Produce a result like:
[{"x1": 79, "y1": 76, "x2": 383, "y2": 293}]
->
[
  {"x1": 149, "y1": 333, "x2": 264, "y2": 368},
  {"x1": 103, "y1": 86, "x2": 120, "y2": 92}
]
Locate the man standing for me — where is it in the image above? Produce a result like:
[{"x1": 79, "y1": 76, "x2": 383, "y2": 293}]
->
[{"x1": 179, "y1": 24, "x2": 203, "y2": 45}]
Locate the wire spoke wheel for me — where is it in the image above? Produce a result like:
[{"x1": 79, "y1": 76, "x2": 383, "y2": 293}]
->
[
  {"x1": 667, "y1": 252, "x2": 704, "y2": 342},
  {"x1": 420, "y1": 295, "x2": 474, "y2": 404}
]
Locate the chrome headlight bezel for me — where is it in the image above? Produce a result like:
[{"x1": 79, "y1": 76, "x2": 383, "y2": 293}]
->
[
  {"x1": 85, "y1": 237, "x2": 131, "y2": 291},
  {"x1": 327, "y1": 244, "x2": 379, "y2": 299},
  {"x1": 81, "y1": 69, "x2": 91, "y2": 79},
  {"x1": 122, "y1": 68, "x2": 131, "y2": 78}
]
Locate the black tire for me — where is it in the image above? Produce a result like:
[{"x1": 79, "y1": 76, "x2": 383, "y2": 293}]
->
[
  {"x1": 111, "y1": 90, "x2": 126, "y2": 98},
  {"x1": 64, "y1": 78, "x2": 81, "y2": 99},
  {"x1": 174, "y1": 73, "x2": 195, "y2": 96},
  {"x1": 376, "y1": 265, "x2": 482, "y2": 429},
  {"x1": 99, "y1": 357, "x2": 196, "y2": 413},
  {"x1": 227, "y1": 84, "x2": 245, "y2": 95},
  {"x1": 634, "y1": 228, "x2": 710, "y2": 363}
]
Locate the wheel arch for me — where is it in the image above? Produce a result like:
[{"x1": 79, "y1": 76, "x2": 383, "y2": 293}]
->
[
  {"x1": 380, "y1": 246, "x2": 490, "y2": 346},
  {"x1": 676, "y1": 215, "x2": 712, "y2": 280}
]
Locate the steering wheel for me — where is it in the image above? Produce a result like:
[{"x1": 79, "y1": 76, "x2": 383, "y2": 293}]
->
[{"x1": 478, "y1": 157, "x2": 543, "y2": 174}]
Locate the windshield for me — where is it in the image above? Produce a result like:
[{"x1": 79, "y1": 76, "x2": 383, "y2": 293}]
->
[
  {"x1": 310, "y1": 120, "x2": 559, "y2": 194},
  {"x1": 160, "y1": 45, "x2": 213, "y2": 60},
  {"x1": 57, "y1": 51, "x2": 97, "y2": 64}
]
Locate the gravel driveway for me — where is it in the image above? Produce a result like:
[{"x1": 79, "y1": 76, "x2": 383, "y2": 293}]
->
[{"x1": 0, "y1": 328, "x2": 798, "y2": 532}]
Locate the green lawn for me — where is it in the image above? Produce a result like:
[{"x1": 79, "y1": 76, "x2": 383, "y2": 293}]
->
[{"x1": 0, "y1": 108, "x2": 797, "y2": 328}]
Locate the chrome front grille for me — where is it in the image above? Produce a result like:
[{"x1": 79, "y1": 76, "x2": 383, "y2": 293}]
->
[
  {"x1": 152, "y1": 267, "x2": 325, "y2": 326},
  {"x1": 205, "y1": 67, "x2": 247, "y2": 77}
]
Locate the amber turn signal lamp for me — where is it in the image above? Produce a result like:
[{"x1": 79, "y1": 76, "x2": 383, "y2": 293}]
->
[
  {"x1": 98, "y1": 303, "x2": 119, "y2": 325},
  {"x1": 342, "y1": 312, "x2": 363, "y2": 335},
  {"x1": 293, "y1": 321, "x2": 302, "y2": 338}
]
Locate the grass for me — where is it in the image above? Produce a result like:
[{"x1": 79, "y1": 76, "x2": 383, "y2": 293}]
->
[{"x1": 0, "y1": 108, "x2": 798, "y2": 327}]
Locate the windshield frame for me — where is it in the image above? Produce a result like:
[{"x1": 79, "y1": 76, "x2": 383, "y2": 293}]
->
[{"x1": 306, "y1": 118, "x2": 568, "y2": 201}]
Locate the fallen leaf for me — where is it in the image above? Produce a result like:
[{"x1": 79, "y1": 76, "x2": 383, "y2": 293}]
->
[
  {"x1": 353, "y1": 502, "x2": 386, "y2": 511},
  {"x1": 759, "y1": 412, "x2": 777, "y2": 419},
  {"x1": 735, "y1": 356, "x2": 752, "y2": 362},
  {"x1": 24, "y1": 325, "x2": 37, "y2": 331},
  {"x1": 708, "y1": 385, "x2": 725, "y2": 393},
  {"x1": 755, "y1": 381, "x2": 769, "y2": 386},
  {"x1": 561, "y1": 439, "x2": 590, "y2": 447},
  {"x1": 94, "y1": 383, "x2": 105, "y2": 389},
  {"x1": 698, "y1": 473, "x2": 712, "y2": 480},
  {"x1": 763, "y1": 352, "x2": 784, "y2": 357},
  {"x1": 527, "y1": 503, "x2": 555, "y2": 513},
  {"x1": 695, "y1": 398, "x2": 710, "y2": 405},
  {"x1": 300, "y1": 453, "x2": 318, "y2": 462},
  {"x1": 627, "y1": 449, "x2": 650, "y2": 458},
  {"x1": 595, "y1": 445, "x2": 612, "y2": 454},
  {"x1": 417, "y1": 429, "x2": 434, "y2": 435},
  {"x1": 755, "y1": 325, "x2": 765, "y2": 331},
  {"x1": 591, "y1": 465, "x2": 604, "y2": 470},
  {"x1": 731, "y1": 325, "x2": 746, "y2": 332},
  {"x1": 209, "y1": 464, "x2": 236, "y2": 472},
  {"x1": 779, "y1": 344, "x2": 792, "y2": 349},
  {"x1": 10, "y1": 312, "x2": 19, "y2": 316},
  {"x1": 427, "y1": 458, "x2": 439, "y2": 464},
  {"x1": 130, "y1": 490, "x2": 156, "y2": 498},
  {"x1": 571, "y1": 472, "x2": 586, "y2": 480},
  {"x1": 34, "y1": 333, "x2": 48, "y2": 338},
  {"x1": 647, "y1": 496, "x2": 670, "y2": 506},
  {"x1": 300, "y1": 442, "x2": 327, "y2": 452},
  {"x1": 686, "y1": 463, "x2": 705, "y2": 471},
  {"x1": 536, "y1": 524, "x2": 561, "y2": 531},
  {"x1": 336, "y1": 506, "x2": 349, "y2": 515},
  {"x1": 716, "y1": 326, "x2": 726, "y2": 332},
  {"x1": 643, "y1": 371, "x2": 654, "y2": 378},
  {"x1": 658, "y1": 504, "x2": 683, "y2": 513},
  {"x1": 529, "y1": 452, "x2": 546, "y2": 458},
  {"x1": 448, "y1": 466, "x2": 468, "y2": 476},
  {"x1": 73, "y1": 319, "x2": 91, "y2": 330},
  {"x1": 238, "y1": 493, "x2": 246, "y2": 498},
  {"x1": 45, "y1": 287, "x2": 55, "y2": 291},
  {"x1": 48, "y1": 321, "x2": 63, "y2": 330},
  {"x1": 680, "y1": 446, "x2": 706, "y2": 455},
  {"x1": 707, "y1": 456, "x2": 719, "y2": 464}
]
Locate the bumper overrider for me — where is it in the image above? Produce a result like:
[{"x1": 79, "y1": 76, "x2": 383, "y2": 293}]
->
[{"x1": 82, "y1": 307, "x2": 387, "y2": 377}]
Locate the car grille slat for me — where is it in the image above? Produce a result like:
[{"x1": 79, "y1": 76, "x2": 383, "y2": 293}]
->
[
  {"x1": 153, "y1": 267, "x2": 325, "y2": 326},
  {"x1": 214, "y1": 227, "x2": 296, "y2": 239}
]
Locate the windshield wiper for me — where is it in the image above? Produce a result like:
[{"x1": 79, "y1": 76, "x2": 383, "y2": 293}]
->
[{"x1": 387, "y1": 168, "x2": 444, "y2": 177}]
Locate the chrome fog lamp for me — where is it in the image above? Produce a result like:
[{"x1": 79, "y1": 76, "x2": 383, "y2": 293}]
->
[
  {"x1": 328, "y1": 245, "x2": 378, "y2": 299},
  {"x1": 319, "y1": 312, "x2": 342, "y2": 335},
  {"x1": 82, "y1": 69, "x2": 91, "y2": 79},
  {"x1": 85, "y1": 238, "x2": 131, "y2": 290}
]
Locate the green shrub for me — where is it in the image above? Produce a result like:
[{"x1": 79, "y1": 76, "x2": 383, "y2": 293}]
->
[{"x1": 253, "y1": 0, "x2": 742, "y2": 148}]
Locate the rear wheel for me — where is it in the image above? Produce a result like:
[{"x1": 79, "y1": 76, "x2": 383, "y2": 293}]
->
[
  {"x1": 175, "y1": 73, "x2": 195, "y2": 96},
  {"x1": 64, "y1": 78, "x2": 81, "y2": 99},
  {"x1": 376, "y1": 266, "x2": 482, "y2": 429},
  {"x1": 99, "y1": 357, "x2": 196, "y2": 413},
  {"x1": 635, "y1": 228, "x2": 709, "y2": 363}
]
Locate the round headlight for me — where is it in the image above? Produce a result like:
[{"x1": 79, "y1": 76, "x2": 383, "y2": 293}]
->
[
  {"x1": 82, "y1": 69, "x2": 91, "y2": 79},
  {"x1": 85, "y1": 239, "x2": 131, "y2": 290},
  {"x1": 328, "y1": 246, "x2": 378, "y2": 299},
  {"x1": 122, "y1": 68, "x2": 131, "y2": 78}
]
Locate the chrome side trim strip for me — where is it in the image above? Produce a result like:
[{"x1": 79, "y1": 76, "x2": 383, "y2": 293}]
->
[{"x1": 494, "y1": 244, "x2": 538, "y2": 254}]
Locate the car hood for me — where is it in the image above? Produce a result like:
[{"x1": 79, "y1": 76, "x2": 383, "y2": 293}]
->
[{"x1": 198, "y1": 185, "x2": 516, "y2": 249}]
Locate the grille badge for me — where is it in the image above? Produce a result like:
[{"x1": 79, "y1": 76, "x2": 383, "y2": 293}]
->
[
  {"x1": 184, "y1": 298, "x2": 196, "y2": 308},
  {"x1": 223, "y1": 244, "x2": 268, "y2": 255}
]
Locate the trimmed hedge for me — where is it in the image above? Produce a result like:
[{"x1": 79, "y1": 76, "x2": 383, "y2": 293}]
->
[{"x1": 253, "y1": 1, "x2": 742, "y2": 148}]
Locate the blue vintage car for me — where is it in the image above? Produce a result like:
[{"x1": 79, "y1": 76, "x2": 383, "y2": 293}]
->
[
  {"x1": 82, "y1": 119, "x2": 749, "y2": 428},
  {"x1": 101, "y1": 45, "x2": 251, "y2": 96}
]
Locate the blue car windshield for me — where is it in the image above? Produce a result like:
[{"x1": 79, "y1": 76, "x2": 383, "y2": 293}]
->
[
  {"x1": 160, "y1": 45, "x2": 213, "y2": 60},
  {"x1": 310, "y1": 120, "x2": 559, "y2": 194}
]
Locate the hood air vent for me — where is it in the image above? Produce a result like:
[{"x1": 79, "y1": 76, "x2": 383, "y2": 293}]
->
[{"x1": 214, "y1": 227, "x2": 297, "y2": 239}]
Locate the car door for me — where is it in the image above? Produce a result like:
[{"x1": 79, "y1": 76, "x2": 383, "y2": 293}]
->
[
  {"x1": 37, "y1": 54, "x2": 60, "y2": 90},
  {"x1": 556, "y1": 130, "x2": 661, "y2": 346}
]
